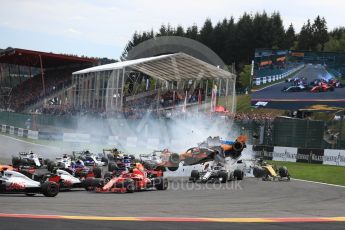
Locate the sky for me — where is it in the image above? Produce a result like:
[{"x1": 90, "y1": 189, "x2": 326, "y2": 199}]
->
[{"x1": 1, "y1": 0, "x2": 344, "y2": 59}]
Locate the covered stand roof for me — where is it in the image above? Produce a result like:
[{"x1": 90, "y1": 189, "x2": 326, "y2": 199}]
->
[
  {"x1": 73, "y1": 53, "x2": 235, "y2": 81},
  {"x1": 0, "y1": 48, "x2": 96, "y2": 68}
]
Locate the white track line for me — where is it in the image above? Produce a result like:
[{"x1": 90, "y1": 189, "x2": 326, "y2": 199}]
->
[{"x1": 292, "y1": 178, "x2": 345, "y2": 188}]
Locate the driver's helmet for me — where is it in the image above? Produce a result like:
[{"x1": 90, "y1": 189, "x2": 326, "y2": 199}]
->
[
  {"x1": 29, "y1": 150, "x2": 34, "y2": 155},
  {"x1": 63, "y1": 154, "x2": 68, "y2": 158}
]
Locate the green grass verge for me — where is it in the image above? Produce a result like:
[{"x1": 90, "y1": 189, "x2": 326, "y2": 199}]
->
[
  {"x1": 268, "y1": 160, "x2": 345, "y2": 186},
  {"x1": 236, "y1": 94, "x2": 285, "y2": 116}
]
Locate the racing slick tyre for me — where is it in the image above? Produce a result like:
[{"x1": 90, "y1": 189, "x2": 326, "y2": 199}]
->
[
  {"x1": 108, "y1": 162, "x2": 119, "y2": 172},
  {"x1": 104, "y1": 172, "x2": 112, "y2": 183},
  {"x1": 167, "y1": 167, "x2": 178, "y2": 171},
  {"x1": 41, "y1": 182, "x2": 59, "y2": 197},
  {"x1": 84, "y1": 178, "x2": 95, "y2": 191},
  {"x1": 169, "y1": 153, "x2": 180, "y2": 165},
  {"x1": 190, "y1": 170, "x2": 199, "y2": 182},
  {"x1": 123, "y1": 179, "x2": 135, "y2": 193},
  {"x1": 101, "y1": 156, "x2": 108, "y2": 166},
  {"x1": 93, "y1": 167, "x2": 102, "y2": 178},
  {"x1": 47, "y1": 162, "x2": 56, "y2": 172},
  {"x1": 12, "y1": 157, "x2": 21, "y2": 167},
  {"x1": 155, "y1": 178, "x2": 168, "y2": 190},
  {"x1": 253, "y1": 166, "x2": 265, "y2": 178},
  {"x1": 278, "y1": 166, "x2": 290, "y2": 179},
  {"x1": 218, "y1": 171, "x2": 228, "y2": 183},
  {"x1": 233, "y1": 169, "x2": 244, "y2": 180}
]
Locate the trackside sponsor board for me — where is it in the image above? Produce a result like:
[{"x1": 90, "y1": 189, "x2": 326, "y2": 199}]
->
[
  {"x1": 17, "y1": 128, "x2": 24, "y2": 137},
  {"x1": 272, "y1": 146, "x2": 298, "y2": 162},
  {"x1": 28, "y1": 130, "x2": 38, "y2": 139},
  {"x1": 323, "y1": 149, "x2": 345, "y2": 166},
  {"x1": 252, "y1": 145, "x2": 274, "y2": 160},
  {"x1": 296, "y1": 148, "x2": 324, "y2": 164}
]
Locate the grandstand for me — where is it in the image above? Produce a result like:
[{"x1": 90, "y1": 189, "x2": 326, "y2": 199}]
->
[
  {"x1": 0, "y1": 48, "x2": 97, "y2": 112},
  {"x1": 72, "y1": 52, "x2": 237, "y2": 114}
]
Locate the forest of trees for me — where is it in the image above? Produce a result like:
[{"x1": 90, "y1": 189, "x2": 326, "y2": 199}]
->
[{"x1": 122, "y1": 12, "x2": 345, "y2": 71}]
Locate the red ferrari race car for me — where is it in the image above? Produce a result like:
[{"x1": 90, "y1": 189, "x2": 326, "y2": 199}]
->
[
  {"x1": 85, "y1": 163, "x2": 168, "y2": 193},
  {"x1": 310, "y1": 82, "x2": 334, "y2": 92}
]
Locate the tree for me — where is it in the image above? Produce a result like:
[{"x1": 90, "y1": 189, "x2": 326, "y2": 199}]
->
[
  {"x1": 199, "y1": 18, "x2": 215, "y2": 49},
  {"x1": 239, "y1": 64, "x2": 252, "y2": 89},
  {"x1": 175, "y1": 25, "x2": 185, "y2": 36},
  {"x1": 312, "y1": 16, "x2": 328, "y2": 51},
  {"x1": 158, "y1": 25, "x2": 167, "y2": 36},
  {"x1": 297, "y1": 20, "x2": 314, "y2": 50},
  {"x1": 235, "y1": 13, "x2": 254, "y2": 66},
  {"x1": 270, "y1": 12, "x2": 285, "y2": 49},
  {"x1": 282, "y1": 24, "x2": 296, "y2": 49},
  {"x1": 185, "y1": 24, "x2": 198, "y2": 40},
  {"x1": 329, "y1": 27, "x2": 345, "y2": 39},
  {"x1": 324, "y1": 32, "x2": 345, "y2": 52}
]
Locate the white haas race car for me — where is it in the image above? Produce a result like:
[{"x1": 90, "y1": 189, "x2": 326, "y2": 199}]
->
[
  {"x1": 55, "y1": 169, "x2": 85, "y2": 189},
  {"x1": 0, "y1": 169, "x2": 59, "y2": 197}
]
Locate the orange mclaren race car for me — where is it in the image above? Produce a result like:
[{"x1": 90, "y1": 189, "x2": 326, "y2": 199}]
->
[{"x1": 145, "y1": 135, "x2": 247, "y2": 171}]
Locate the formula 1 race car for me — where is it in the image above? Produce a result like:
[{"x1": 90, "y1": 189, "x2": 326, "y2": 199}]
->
[
  {"x1": 139, "y1": 136, "x2": 247, "y2": 172},
  {"x1": 55, "y1": 154, "x2": 73, "y2": 168},
  {"x1": 54, "y1": 169, "x2": 87, "y2": 190},
  {"x1": 12, "y1": 152, "x2": 45, "y2": 168},
  {"x1": 189, "y1": 161, "x2": 245, "y2": 183},
  {"x1": 72, "y1": 150, "x2": 107, "y2": 167},
  {"x1": 14, "y1": 163, "x2": 94, "y2": 191},
  {"x1": 282, "y1": 85, "x2": 308, "y2": 92},
  {"x1": 0, "y1": 168, "x2": 59, "y2": 197},
  {"x1": 310, "y1": 82, "x2": 334, "y2": 92},
  {"x1": 310, "y1": 78, "x2": 327, "y2": 86},
  {"x1": 85, "y1": 163, "x2": 168, "y2": 193},
  {"x1": 328, "y1": 78, "x2": 343, "y2": 88},
  {"x1": 252, "y1": 159, "x2": 290, "y2": 181},
  {"x1": 62, "y1": 162, "x2": 102, "y2": 179}
]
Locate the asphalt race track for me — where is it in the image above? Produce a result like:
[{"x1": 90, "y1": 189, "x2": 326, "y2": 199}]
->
[
  {"x1": 0, "y1": 134, "x2": 60, "y2": 161},
  {"x1": 1, "y1": 135, "x2": 345, "y2": 229},
  {"x1": 251, "y1": 65, "x2": 345, "y2": 109},
  {"x1": 0, "y1": 178, "x2": 345, "y2": 229}
]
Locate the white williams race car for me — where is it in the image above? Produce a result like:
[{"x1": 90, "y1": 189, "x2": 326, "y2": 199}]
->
[
  {"x1": 12, "y1": 152, "x2": 44, "y2": 168},
  {"x1": 0, "y1": 170, "x2": 59, "y2": 197},
  {"x1": 55, "y1": 154, "x2": 73, "y2": 168}
]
